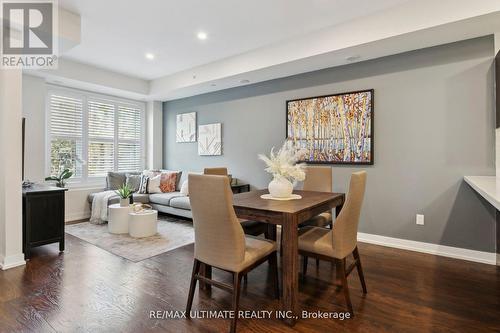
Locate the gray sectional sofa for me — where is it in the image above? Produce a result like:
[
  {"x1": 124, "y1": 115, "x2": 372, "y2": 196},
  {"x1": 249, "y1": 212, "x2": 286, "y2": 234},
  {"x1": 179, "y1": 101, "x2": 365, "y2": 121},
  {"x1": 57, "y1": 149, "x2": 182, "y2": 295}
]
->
[{"x1": 87, "y1": 171, "x2": 193, "y2": 219}]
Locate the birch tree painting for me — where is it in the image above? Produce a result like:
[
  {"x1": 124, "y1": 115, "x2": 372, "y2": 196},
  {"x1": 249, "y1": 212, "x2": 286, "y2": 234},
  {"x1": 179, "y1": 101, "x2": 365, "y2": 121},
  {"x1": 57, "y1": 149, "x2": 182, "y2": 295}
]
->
[{"x1": 287, "y1": 90, "x2": 373, "y2": 164}]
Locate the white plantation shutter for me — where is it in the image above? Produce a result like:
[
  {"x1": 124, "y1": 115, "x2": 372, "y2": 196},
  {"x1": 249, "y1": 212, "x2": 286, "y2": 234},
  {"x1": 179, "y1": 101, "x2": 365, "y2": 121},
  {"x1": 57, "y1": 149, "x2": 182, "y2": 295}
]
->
[
  {"x1": 118, "y1": 105, "x2": 141, "y2": 140},
  {"x1": 48, "y1": 94, "x2": 83, "y2": 178},
  {"x1": 88, "y1": 101, "x2": 115, "y2": 138},
  {"x1": 50, "y1": 95, "x2": 83, "y2": 137},
  {"x1": 88, "y1": 100, "x2": 115, "y2": 177},
  {"x1": 47, "y1": 88, "x2": 144, "y2": 184},
  {"x1": 117, "y1": 104, "x2": 142, "y2": 172},
  {"x1": 118, "y1": 143, "x2": 141, "y2": 171},
  {"x1": 88, "y1": 141, "x2": 114, "y2": 177}
]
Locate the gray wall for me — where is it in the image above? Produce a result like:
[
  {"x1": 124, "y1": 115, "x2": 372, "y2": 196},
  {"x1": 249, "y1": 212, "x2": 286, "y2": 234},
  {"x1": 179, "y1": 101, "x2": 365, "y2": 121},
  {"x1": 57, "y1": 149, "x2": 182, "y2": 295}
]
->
[{"x1": 164, "y1": 36, "x2": 496, "y2": 252}]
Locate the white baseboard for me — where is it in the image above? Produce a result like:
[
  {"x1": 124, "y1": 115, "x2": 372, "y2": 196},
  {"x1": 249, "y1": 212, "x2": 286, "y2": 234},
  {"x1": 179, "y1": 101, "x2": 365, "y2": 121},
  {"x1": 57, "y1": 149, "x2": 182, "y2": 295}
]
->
[
  {"x1": 0, "y1": 253, "x2": 26, "y2": 270},
  {"x1": 65, "y1": 211, "x2": 90, "y2": 223},
  {"x1": 358, "y1": 232, "x2": 497, "y2": 265}
]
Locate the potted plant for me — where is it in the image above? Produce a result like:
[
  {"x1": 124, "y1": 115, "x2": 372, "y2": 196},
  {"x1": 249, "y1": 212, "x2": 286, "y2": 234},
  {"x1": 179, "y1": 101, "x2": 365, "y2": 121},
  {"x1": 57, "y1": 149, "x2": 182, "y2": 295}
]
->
[
  {"x1": 45, "y1": 168, "x2": 73, "y2": 188},
  {"x1": 116, "y1": 184, "x2": 133, "y2": 207},
  {"x1": 258, "y1": 141, "x2": 307, "y2": 198}
]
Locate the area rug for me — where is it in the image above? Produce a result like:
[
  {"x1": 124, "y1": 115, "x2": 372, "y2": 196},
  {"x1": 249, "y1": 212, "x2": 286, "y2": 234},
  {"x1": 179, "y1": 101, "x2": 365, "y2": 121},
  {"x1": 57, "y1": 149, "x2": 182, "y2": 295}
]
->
[{"x1": 65, "y1": 215, "x2": 194, "y2": 262}]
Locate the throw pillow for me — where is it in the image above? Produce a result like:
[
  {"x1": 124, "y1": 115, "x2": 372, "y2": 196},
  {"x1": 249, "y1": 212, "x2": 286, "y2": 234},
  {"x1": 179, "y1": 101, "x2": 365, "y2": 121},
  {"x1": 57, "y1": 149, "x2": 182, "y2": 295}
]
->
[
  {"x1": 161, "y1": 169, "x2": 182, "y2": 190},
  {"x1": 143, "y1": 169, "x2": 162, "y2": 178},
  {"x1": 107, "y1": 171, "x2": 126, "y2": 190},
  {"x1": 160, "y1": 172, "x2": 177, "y2": 193},
  {"x1": 138, "y1": 175, "x2": 149, "y2": 194},
  {"x1": 180, "y1": 180, "x2": 189, "y2": 196},
  {"x1": 148, "y1": 174, "x2": 162, "y2": 193},
  {"x1": 125, "y1": 174, "x2": 141, "y2": 192}
]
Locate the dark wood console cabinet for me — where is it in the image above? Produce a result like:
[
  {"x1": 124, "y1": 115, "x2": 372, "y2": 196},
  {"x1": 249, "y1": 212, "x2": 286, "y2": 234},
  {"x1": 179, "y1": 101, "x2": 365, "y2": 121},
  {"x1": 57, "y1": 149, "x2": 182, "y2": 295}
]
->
[{"x1": 22, "y1": 185, "x2": 67, "y2": 259}]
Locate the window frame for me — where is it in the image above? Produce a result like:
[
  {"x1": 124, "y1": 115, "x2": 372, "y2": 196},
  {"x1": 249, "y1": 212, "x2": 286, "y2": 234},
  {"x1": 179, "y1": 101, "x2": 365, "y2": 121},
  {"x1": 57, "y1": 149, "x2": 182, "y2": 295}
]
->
[{"x1": 46, "y1": 85, "x2": 146, "y2": 187}]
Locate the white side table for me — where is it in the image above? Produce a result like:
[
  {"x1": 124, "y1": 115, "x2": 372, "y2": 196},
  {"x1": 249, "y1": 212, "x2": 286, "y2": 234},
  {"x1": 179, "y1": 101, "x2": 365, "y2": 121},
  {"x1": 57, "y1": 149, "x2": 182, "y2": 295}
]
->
[
  {"x1": 108, "y1": 204, "x2": 130, "y2": 234},
  {"x1": 129, "y1": 210, "x2": 158, "y2": 238}
]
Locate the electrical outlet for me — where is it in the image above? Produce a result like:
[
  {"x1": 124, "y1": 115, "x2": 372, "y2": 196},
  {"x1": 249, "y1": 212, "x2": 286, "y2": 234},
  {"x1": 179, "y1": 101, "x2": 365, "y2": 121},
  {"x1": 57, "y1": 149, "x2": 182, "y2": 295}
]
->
[{"x1": 416, "y1": 214, "x2": 424, "y2": 226}]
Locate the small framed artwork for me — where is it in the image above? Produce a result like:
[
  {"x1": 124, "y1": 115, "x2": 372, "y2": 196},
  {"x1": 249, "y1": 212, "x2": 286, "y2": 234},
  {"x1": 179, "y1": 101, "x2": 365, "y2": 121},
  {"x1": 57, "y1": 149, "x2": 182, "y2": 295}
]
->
[
  {"x1": 176, "y1": 112, "x2": 197, "y2": 142},
  {"x1": 286, "y1": 89, "x2": 374, "y2": 165},
  {"x1": 198, "y1": 123, "x2": 222, "y2": 156}
]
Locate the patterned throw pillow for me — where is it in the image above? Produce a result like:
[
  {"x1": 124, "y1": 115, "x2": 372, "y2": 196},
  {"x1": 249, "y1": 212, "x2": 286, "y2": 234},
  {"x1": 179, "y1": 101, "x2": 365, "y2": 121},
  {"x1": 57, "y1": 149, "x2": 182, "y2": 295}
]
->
[
  {"x1": 160, "y1": 172, "x2": 177, "y2": 193},
  {"x1": 160, "y1": 169, "x2": 182, "y2": 190},
  {"x1": 125, "y1": 174, "x2": 141, "y2": 192},
  {"x1": 138, "y1": 175, "x2": 149, "y2": 194}
]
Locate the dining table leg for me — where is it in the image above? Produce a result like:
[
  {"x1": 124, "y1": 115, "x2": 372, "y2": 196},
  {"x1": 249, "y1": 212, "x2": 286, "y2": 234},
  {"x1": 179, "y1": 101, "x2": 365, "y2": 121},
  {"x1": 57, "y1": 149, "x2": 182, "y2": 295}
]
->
[
  {"x1": 281, "y1": 213, "x2": 299, "y2": 326},
  {"x1": 266, "y1": 224, "x2": 277, "y2": 241}
]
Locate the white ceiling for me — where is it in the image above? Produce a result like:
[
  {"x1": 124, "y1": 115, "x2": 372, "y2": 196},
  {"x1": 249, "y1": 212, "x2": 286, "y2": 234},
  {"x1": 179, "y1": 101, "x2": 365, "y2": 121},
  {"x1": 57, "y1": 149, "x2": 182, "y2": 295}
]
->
[{"x1": 59, "y1": 0, "x2": 410, "y2": 80}]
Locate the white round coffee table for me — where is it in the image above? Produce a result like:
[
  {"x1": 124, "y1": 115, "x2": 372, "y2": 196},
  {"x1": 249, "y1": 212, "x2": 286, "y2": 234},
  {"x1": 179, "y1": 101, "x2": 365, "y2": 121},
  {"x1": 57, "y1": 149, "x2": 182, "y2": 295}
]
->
[
  {"x1": 108, "y1": 204, "x2": 130, "y2": 234},
  {"x1": 128, "y1": 210, "x2": 158, "y2": 238}
]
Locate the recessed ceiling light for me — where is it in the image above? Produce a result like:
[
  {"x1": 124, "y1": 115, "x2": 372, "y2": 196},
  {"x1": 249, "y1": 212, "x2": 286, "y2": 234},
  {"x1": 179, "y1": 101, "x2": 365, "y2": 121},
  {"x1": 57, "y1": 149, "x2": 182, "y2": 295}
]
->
[
  {"x1": 197, "y1": 31, "x2": 208, "y2": 40},
  {"x1": 145, "y1": 53, "x2": 155, "y2": 60},
  {"x1": 240, "y1": 79, "x2": 250, "y2": 84},
  {"x1": 210, "y1": 83, "x2": 217, "y2": 87}
]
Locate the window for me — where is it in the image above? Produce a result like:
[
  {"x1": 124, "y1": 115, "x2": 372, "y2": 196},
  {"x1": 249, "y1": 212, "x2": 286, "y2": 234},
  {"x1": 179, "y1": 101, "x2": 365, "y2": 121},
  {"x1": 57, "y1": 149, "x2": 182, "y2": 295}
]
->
[
  {"x1": 49, "y1": 94, "x2": 83, "y2": 178},
  {"x1": 47, "y1": 87, "x2": 145, "y2": 185}
]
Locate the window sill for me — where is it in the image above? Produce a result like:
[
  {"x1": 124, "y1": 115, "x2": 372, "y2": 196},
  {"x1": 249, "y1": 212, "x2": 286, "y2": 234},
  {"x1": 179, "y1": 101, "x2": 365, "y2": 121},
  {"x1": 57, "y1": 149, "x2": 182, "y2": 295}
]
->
[
  {"x1": 44, "y1": 181, "x2": 106, "y2": 191},
  {"x1": 66, "y1": 185, "x2": 106, "y2": 192}
]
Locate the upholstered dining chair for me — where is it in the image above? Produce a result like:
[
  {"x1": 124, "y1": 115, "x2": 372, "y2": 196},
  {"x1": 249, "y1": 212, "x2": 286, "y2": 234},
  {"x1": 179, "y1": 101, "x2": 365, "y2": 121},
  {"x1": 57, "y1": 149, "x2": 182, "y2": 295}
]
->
[
  {"x1": 186, "y1": 174, "x2": 279, "y2": 333},
  {"x1": 203, "y1": 167, "x2": 228, "y2": 175},
  {"x1": 298, "y1": 171, "x2": 367, "y2": 315},
  {"x1": 279, "y1": 166, "x2": 333, "y2": 264},
  {"x1": 204, "y1": 167, "x2": 268, "y2": 238},
  {"x1": 300, "y1": 166, "x2": 333, "y2": 228}
]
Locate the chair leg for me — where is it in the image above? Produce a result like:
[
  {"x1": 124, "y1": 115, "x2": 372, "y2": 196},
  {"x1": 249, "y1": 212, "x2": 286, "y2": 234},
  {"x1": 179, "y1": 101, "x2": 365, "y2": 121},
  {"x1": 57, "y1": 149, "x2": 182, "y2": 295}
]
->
[
  {"x1": 353, "y1": 246, "x2": 367, "y2": 294},
  {"x1": 230, "y1": 272, "x2": 242, "y2": 333},
  {"x1": 269, "y1": 251, "x2": 280, "y2": 299},
  {"x1": 186, "y1": 259, "x2": 200, "y2": 317},
  {"x1": 336, "y1": 258, "x2": 353, "y2": 315},
  {"x1": 316, "y1": 258, "x2": 320, "y2": 268},
  {"x1": 243, "y1": 274, "x2": 248, "y2": 285},
  {"x1": 302, "y1": 255, "x2": 308, "y2": 280}
]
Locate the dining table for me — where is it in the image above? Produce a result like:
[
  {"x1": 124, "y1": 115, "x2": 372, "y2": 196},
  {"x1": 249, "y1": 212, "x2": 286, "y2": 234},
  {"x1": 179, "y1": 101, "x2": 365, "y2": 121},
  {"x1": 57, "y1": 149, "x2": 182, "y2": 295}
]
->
[{"x1": 232, "y1": 189, "x2": 345, "y2": 326}]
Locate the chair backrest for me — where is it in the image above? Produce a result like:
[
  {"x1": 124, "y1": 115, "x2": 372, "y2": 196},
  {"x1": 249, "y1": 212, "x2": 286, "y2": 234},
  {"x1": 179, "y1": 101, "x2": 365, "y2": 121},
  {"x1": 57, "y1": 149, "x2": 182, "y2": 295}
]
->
[
  {"x1": 303, "y1": 166, "x2": 332, "y2": 192},
  {"x1": 332, "y1": 171, "x2": 367, "y2": 259},
  {"x1": 203, "y1": 167, "x2": 228, "y2": 176},
  {"x1": 188, "y1": 174, "x2": 245, "y2": 271}
]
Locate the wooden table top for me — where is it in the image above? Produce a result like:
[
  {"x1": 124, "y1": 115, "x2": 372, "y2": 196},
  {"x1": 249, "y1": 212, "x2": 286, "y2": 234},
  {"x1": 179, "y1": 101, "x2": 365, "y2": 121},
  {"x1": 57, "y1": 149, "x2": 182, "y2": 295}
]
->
[{"x1": 233, "y1": 189, "x2": 344, "y2": 214}]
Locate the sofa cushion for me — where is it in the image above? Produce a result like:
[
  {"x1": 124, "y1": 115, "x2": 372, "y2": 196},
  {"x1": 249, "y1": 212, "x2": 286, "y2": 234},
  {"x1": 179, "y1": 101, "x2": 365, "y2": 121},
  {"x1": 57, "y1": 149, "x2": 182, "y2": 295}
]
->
[
  {"x1": 169, "y1": 196, "x2": 191, "y2": 210},
  {"x1": 149, "y1": 192, "x2": 184, "y2": 206},
  {"x1": 107, "y1": 171, "x2": 141, "y2": 190},
  {"x1": 132, "y1": 193, "x2": 150, "y2": 204},
  {"x1": 107, "y1": 172, "x2": 127, "y2": 190},
  {"x1": 87, "y1": 192, "x2": 149, "y2": 204}
]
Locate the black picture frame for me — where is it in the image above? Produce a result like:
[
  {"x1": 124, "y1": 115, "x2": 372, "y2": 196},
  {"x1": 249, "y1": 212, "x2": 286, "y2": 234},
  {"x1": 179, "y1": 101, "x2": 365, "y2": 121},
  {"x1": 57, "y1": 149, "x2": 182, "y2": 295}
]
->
[{"x1": 286, "y1": 89, "x2": 374, "y2": 165}]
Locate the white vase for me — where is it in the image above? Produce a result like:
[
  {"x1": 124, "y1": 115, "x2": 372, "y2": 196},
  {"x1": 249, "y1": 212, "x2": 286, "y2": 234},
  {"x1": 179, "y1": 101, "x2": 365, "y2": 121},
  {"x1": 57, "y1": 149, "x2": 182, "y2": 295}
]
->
[
  {"x1": 268, "y1": 176, "x2": 293, "y2": 198},
  {"x1": 120, "y1": 198, "x2": 129, "y2": 207}
]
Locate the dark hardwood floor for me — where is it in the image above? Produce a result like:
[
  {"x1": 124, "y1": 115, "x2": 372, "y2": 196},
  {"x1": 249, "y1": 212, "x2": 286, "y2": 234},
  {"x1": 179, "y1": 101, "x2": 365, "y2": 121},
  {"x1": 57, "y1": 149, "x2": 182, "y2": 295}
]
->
[{"x1": 0, "y1": 231, "x2": 499, "y2": 333}]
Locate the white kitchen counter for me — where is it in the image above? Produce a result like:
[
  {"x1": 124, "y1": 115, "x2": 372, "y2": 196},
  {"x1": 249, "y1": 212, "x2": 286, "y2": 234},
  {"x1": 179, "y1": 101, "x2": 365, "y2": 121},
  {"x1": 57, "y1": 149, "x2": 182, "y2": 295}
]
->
[{"x1": 464, "y1": 176, "x2": 500, "y2": 211}]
